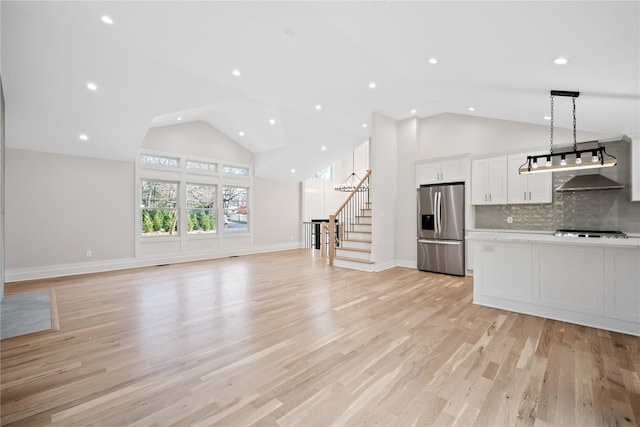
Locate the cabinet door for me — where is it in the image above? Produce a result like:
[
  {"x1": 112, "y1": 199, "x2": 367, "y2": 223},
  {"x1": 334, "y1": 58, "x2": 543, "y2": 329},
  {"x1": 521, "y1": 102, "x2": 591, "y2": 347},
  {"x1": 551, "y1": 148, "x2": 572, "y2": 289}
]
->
[
  {"x1": 474, "y1": 241, "x2": 531, "y2": 302},
  {"x1": 487, "y1": 157, "x2": 507, "y2": 204},
  {"x1": 507, "y1": 155, "x2": 528, "y2": 203},
  {"x1": 532, "y1": 244, "x2": 604, "y2": 315},
  {"x1": 416, "y1": 162, "x2": 442, "y2": 186},
  {"x1": 604, "y1": 248, "x2": 640, "y2": 323},
  {"x1": 527, "y1": 172, "x2": 552, "y2": 203},
  {"x1": 441, "y1": 158, "x2": 467, "y2": 182},
  {"x1": 471, "y1": 159, "x2": 489, "y2": 205}
]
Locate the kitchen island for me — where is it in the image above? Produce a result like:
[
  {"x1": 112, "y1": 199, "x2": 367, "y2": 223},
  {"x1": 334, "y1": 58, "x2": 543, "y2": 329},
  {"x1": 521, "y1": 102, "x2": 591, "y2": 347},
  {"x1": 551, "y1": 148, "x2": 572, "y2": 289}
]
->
[{"x1": 467, "y1": 230, "x2": 640, "y2": 336}]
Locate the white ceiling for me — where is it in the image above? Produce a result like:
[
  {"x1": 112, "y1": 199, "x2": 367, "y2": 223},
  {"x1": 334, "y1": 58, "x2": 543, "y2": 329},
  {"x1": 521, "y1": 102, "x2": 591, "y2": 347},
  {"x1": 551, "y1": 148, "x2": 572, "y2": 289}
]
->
[{"x1": 2, "y1": 1, "x2": 639, "y2": 180}]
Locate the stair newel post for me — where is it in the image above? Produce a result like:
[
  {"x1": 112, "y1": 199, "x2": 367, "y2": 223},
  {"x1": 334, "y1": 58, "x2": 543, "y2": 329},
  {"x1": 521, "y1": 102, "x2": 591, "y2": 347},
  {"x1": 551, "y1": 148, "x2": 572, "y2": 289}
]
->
[{"x1": 328, "y1": 214, "x2": 336, "y2": 265}]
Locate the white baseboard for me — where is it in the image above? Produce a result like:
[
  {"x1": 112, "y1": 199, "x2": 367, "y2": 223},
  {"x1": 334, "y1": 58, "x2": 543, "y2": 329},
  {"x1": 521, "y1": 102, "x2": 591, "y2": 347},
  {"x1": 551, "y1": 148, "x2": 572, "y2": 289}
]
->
[{"x1": 6, "y1": 242, "x2": 302, "y2": 283}]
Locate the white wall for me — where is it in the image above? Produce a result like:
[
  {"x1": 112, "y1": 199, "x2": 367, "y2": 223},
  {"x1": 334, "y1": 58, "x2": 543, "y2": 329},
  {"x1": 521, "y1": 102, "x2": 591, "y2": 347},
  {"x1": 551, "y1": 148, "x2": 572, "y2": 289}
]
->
[
  {"x1": 370, "y1": 112, "x2": 398, "y2": 269},
  {"x1": 0, "y1": 75, "x2": 4, "y2": 299},
  {"x1": 253, "y1": 177, "x2": 301, "y2": 247},
  {"x1": 5, "y1": 149, "x2": 135, "y2": 270},
  {"x1": 395, "y1": 118, "x2": 418, "y2": 267},
  {"x1": 142, "y1": 121, "x2": 254, "y2": 163},
  {"x1": 418, "y1": 113, "x2": 607, "y2": 160}
]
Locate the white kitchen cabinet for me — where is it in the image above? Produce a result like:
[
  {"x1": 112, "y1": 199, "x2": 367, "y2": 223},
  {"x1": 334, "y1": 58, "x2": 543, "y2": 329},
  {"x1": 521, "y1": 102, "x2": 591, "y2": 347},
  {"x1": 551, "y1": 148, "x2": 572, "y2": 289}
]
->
[
  {"x1": 604, "y1": 247, "x2": 640, "y2": 323},
  {"x1": 507, "y1": 153, "x2": 552, "y2": 204},
  {"x1": 471, "y1": 156, "x2": 507, "y2": 205},
  {"x1": 416, "y1": 156, "x2": 469, "y2": 187},
  {"x1": 474, "y1": 241, "x2": 531, "y2": 302},
  {"x1": 532, "y1": 244, "x2": 604, "y2": 315}
]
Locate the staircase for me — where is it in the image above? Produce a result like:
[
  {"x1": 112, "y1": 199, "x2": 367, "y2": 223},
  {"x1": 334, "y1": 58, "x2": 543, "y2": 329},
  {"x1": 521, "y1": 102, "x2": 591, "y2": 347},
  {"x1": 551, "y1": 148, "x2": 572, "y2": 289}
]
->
[
  {"x1": 333, "y1": 203, "x2": 374, "y2": 271},
  {"x1": 328, "y1": 170, "x2": 375, "y2": 272}
]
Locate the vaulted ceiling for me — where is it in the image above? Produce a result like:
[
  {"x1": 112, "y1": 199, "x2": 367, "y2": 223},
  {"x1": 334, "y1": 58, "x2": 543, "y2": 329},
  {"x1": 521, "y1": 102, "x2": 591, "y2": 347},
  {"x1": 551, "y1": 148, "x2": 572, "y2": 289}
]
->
[{"x1": 2, "y1": 1, "x2": 639, "y2": 180}]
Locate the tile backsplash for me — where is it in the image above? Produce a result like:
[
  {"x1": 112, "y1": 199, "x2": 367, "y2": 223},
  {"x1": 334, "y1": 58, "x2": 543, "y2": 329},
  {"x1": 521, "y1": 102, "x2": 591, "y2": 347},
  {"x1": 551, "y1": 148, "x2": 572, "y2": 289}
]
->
[{"x1": 475, "y1": 140, "x2": 640, "y2": 234}]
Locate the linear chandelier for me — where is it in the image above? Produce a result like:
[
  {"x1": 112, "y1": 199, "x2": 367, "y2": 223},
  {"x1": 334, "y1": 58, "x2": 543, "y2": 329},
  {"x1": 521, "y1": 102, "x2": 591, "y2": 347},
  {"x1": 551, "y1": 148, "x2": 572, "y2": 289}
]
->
[{"x1": 518, "y1": 90, "x2": 617, "y2": 174}]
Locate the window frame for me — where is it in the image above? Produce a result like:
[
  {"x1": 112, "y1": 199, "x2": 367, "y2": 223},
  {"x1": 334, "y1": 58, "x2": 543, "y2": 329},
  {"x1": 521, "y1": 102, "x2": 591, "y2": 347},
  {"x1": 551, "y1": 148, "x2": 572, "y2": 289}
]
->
[{"x1": 135, "y1": 149, "x2": 252, "y2": 249}]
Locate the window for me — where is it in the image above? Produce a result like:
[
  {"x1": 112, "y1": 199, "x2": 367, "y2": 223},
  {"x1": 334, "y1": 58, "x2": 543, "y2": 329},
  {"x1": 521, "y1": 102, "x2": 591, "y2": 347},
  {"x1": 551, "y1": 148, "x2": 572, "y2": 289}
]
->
[
  {"x1": 186, "y1": 183, "x2": 217, "y2": 234},
  {"x1": 315, "y1": 164, "x2": 333, "y2": 180},
  {"x1": 186, "y1": 160, "x2": 217, "y2": 173},
  {"x1": 140, "y1": 154, "x2": 179, "y2": 168},
  {"x1": 223, "y1": 165, "x2": 249, "y2": 176},
  {"x1": 141, "y1": 180, "x2": 178, "y2": 236},
  {"x1": 223, "y1": 186, "x2": 249, "y2": 233}
]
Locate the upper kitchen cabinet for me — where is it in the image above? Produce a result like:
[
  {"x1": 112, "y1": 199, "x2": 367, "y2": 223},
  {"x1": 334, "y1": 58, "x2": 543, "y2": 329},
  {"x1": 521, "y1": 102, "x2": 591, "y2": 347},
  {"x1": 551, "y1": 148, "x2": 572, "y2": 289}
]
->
[
  {"x1": 507, "y1": 152, "x2": 552, "y2": 204},
  {"x1": 471, "y1": 156, "x2": 507, "y2": 205},
  {"x1": 415, "y1": 155, "x2": 469, "y2": 187}
]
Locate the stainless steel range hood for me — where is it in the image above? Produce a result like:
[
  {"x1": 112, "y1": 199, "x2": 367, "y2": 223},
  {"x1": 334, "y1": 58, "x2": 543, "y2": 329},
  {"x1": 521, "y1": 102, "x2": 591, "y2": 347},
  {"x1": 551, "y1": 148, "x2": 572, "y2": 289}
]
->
[
  {"x1": 555, "y1": 174, "x2": 624, "y2": 192},
  {"x1": 554, "y1": 137, "x2": 626, "y2": 192}
]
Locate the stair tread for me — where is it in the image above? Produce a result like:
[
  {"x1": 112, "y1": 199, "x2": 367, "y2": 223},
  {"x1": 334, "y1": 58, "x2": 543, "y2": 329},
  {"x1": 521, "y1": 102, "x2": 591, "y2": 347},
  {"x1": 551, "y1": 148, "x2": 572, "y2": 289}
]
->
[
  {"x1": 341, "y1": 238, "x2": 372, "y2": 243},
  {"x1": 334, "y1": 256, "x2": 375, "y2": 264},
  {"x1": 346, "y1": 231, "x2": 371, "y2": 234},
  {"x1": 337, "y1": 247, "x2": 371, "y2": 253}
]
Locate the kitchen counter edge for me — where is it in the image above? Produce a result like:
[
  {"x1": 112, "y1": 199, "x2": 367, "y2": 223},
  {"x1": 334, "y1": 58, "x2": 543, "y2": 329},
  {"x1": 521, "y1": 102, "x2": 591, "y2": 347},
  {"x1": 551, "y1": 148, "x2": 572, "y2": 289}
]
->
[{"x1": 467, "y1": 229, "x2": 640, "y2": 248}]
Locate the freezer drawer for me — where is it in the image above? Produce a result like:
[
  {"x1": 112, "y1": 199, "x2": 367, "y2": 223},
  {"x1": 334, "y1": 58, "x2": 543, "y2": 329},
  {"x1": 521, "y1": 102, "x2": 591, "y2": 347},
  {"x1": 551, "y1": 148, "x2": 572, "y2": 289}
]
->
[{"x1": 417, "y1": 239, "x2": 465, "y2": 276}]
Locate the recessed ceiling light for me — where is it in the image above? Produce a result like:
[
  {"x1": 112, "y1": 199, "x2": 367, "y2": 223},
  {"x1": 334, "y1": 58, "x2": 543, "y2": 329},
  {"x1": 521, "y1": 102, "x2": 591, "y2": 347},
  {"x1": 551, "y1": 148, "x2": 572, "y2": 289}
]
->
[
  {"x1": 177, "y1": 117, "x2": 183, "y2": 121},
  {"x1": 87, "y1": 82, "x2": 98, "y2": 91},
  {"x1": 290, "y1": 168, "x2": 296, "y2": 173},
  {"x1": 269, "y1": 119, "x2": 276, "y2": 125},
  {"x1": 100, "y1": 15, "x2": 113, "y2": 25},
  {"x1": 468, "y1": 107, "x2": 475, "y2": 112},
  {"x1": 315, "y1": 104, "x2": 322, "y2": 110},
  {"x1": 428, "y1": 57, "x2": 438, "y2": 64},
  {"x1": 232, "y1": 69, "x2": 241, "y2": 77},
  {"x1": 410, "y1": 109, "x2": 417, "y2": 114},
  {"x1": 362, "y1": 123, "x2": 368, "y2": 128},
  {"x1": 544, "y1": 116, "x2": 551, "y2": 120},
  {"x1": 321, "y1": 146, "x2": 327, "y2": 151},
  {"x1": 79, "y1": 133, "x2": 89, "y2": 141},
  {"x1": 369, "y1": 82, "x2": 376, "y2": 89},
  {"x1": 554, "y1": 57, "x2": 568, "y2": 65},
  {"x1": 238, "y1": 131, "x2": 245, "y2": 136}
]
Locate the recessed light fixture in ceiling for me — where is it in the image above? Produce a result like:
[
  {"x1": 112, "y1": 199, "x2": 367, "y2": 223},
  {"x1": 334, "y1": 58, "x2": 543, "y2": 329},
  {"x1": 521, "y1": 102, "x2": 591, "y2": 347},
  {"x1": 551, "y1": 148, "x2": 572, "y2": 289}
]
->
[
  {"x1": 232, "y1": 69, "x2": 241, "y2": 77},
  {"x1": 428, "y1": 58, "x2": 438, "y2": 64},
  {"x1": 315, "y1": 104, "x2": 322, "y2": 110},
  {"x1": 321, "y1": 146, "x2": 327, "y2": 151},
  {"x1": 544, "y1": 116, "x2": 551, "y2": 120},
  {"x1": 368, "y1": 82, "x2": 376, "y2": 89},
  {"x1": 554, "y1": 57, "x2": 568, "y2": 65},
  {"x1": 238, "y1": 131, "x2": 245, "y2": 137},
  {"x1": 362, "y1": 124, "x2": 368, "y2": 128},
  {"x1": 468, "y1": 107, "x2": 476, "y2": 112},
  {"x1": 410, "y1": 109, "x2": 417, "y2": 114},
  {"x1": 87, "y1": 82, "x2": 98, "y2": 91},
  {"x1": 79, "y1": 133, "x2": 89, "y2": 141},
  {"x1": 269, "y1": 119, "x2": 276, "y2": 125},
  {"x1": 100, "y1": 15, "x2": 113, "y2": 25},
  {"x1": 177, "y1": 117, "x2": 183, "y2": 121},
  {"x1": 290, "y1": 168, "x2": 296, "y2": 173}
]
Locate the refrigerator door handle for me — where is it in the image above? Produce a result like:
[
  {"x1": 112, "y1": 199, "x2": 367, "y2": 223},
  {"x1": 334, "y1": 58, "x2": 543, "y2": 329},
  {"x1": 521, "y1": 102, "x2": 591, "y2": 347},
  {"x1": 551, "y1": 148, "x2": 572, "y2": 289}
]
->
[
  {"x1": 437, "y1": 191, "x2": 442, "y2": 234},
  {"x1": 418, "y1": 239, "x2": 462, "y2": 245},
  {"x1": 433, "y1": 192, "x2": 439, "y2": 234}
]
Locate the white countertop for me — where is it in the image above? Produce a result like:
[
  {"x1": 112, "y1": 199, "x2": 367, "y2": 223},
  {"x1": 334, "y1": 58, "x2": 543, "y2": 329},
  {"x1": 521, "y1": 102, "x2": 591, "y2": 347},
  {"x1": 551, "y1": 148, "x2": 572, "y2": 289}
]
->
[{"x1": 467, "y1": 229, "x2": 640, "y2": 248}]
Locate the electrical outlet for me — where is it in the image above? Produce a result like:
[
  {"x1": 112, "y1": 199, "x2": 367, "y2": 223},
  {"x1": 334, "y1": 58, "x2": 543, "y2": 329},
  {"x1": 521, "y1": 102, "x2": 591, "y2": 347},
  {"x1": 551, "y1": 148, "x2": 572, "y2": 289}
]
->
[
  {"x1": 507, "y1": 216, "x2": 513, "y2": 224},
  {"x1": 85, "y1": 250, "x2": 92, "y2": 258}
]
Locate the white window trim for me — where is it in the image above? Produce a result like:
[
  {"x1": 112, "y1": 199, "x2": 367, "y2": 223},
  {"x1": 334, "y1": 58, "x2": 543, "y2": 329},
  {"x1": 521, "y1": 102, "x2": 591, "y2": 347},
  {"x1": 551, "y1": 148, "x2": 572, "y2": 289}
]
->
[{"x1": 135, "y1": 149, "x2": 253, "y2": 256}]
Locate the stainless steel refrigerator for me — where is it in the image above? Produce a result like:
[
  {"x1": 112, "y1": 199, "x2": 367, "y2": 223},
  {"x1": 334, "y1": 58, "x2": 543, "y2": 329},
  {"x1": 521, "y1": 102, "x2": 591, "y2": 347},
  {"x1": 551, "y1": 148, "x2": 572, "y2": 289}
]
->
[{"x1": 417, "y1": 182, "x2": 465, "y2": 276}]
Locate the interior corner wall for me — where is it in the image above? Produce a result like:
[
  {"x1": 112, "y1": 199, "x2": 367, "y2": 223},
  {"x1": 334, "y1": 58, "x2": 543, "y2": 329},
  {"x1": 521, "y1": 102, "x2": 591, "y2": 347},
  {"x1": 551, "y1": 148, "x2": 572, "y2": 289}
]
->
[
  {"x1": 370, "y1": 112, "x2": 399, "y2": 269},
  {"x1": 395, "y1": 117, "x2": 418, "y2": 267},
  {"x1": 5, "y1": 149, "x2": 135, "y2": 272}
]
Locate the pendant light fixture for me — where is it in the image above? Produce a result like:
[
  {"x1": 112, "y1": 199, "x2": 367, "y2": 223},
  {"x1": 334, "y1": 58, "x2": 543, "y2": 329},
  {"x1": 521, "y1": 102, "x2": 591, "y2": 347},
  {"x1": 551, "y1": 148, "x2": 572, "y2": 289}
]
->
[
  {"x1": 334, "y1": 149, "x2": 368, "y2": 192},
  {"x1": 519, "y1": 90, "x2": 617, "y2": 174}
]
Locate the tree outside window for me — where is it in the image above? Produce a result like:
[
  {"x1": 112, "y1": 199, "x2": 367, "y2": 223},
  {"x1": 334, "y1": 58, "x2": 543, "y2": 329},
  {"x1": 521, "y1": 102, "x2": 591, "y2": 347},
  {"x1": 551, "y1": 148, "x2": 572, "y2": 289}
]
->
[
  {"x1": 223, "y1": 186, "x2": 248, "y2": 233},
  {"x1": 187, "y1": 183, "x2": 217, "y2": 233},
  {"x1": 141, "y1": 180, "x2": 178, "y2": 236}
]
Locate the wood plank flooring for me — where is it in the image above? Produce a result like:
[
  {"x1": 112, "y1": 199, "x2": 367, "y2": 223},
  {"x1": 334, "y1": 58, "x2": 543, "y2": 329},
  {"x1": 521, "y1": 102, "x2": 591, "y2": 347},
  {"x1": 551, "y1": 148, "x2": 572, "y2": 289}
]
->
[{"x1": 2, "y1": 249, "x2": 639, "y2": 426}]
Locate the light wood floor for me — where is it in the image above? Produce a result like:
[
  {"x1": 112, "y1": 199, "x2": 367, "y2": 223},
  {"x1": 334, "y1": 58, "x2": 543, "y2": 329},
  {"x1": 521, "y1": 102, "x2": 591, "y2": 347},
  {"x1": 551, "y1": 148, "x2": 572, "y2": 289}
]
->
[{"x1": 2, "y1": 249, "x2": 639, "y2": 426}]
